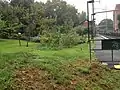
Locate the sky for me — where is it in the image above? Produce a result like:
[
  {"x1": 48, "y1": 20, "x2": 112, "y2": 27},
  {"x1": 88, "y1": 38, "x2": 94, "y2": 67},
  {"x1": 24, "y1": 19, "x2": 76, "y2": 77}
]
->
[{"x1": 36, "y1": 0, "x2": 120, "y2": 24}]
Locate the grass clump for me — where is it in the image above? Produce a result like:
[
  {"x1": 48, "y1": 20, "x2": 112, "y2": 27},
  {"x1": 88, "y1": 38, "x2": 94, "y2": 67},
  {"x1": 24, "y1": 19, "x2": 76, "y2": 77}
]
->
[{"x1": 78, "y1": 67, "x2": 90, "y2": 74}]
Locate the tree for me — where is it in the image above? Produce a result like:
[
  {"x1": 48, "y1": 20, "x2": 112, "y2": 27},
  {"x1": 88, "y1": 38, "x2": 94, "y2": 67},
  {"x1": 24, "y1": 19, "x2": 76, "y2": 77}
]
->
[
  {"x1": 0, "y1": 0, "x2": 87, "y2": 49},
  {"x1": 98, "y1": 19, "x2": 113, "y2": 32},
  {"x1": 10, "y1": 0, "x2": 34, "y2": 8},
  {"x1": 78, "y1": 11, "x2": 86, "y2": 23},
  {"x1": 44, "y1": 0, "x2": 79, "y2": 27},
  {"x1": 0, "y1": 19, "x2": 7, "y2": 38}
]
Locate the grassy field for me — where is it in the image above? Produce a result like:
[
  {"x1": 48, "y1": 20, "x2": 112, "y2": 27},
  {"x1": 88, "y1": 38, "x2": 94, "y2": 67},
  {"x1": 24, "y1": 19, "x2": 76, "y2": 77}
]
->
[{"x1": 1, "y1": 39, "x2": 120, "y2": 90}]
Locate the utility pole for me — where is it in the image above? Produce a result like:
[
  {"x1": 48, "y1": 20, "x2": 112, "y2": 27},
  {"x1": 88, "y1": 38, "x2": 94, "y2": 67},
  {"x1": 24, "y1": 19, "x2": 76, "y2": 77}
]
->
[
  {"x1": 87, "y1": 0, "x2": 99, "y2": 62},
  {"x1": 92, "y1": 0, "x2": 95, "y2": 39},
  {"x1": 87, "y1": 0, "x2": 93, "y2": 62},
  {"x1": 105, "y1": 5, "x2": 108, "y2": 34},
  {"x1": 91, "y1": 0, "x2": 101, "y2": 38}
]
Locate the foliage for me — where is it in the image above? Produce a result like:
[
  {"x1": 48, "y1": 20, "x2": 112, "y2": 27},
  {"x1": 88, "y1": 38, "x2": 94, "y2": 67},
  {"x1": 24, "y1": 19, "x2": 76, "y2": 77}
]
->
[
  {"x1": 74, "y1": 25, "x2": 85, "y2": 36},
  {"x1": 98, "y1": 19, "x2": 113, "y2": 31},
  {"x1": 0, "y1": 0, "x2": 87, "y2": 48},
  {"x1": 78, "y1": 11, "x2": 86, "y2": 23},
  {"x1": 83, "y1": 28, "x2": 88, "y2": 35},
  {"x1": 39, "y1": 26, "x2": 81, "y2": 49}
]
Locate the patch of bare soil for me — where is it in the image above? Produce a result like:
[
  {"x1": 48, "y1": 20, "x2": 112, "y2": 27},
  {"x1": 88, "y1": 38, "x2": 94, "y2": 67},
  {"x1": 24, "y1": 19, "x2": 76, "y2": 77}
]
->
[
  {"x1": 11, "y1": 60, "x2": 112, "y2": 90},
  {"x1": 12, "y1": 67, "x2": 75, "y2": 90},
  {"x1": 64, "y1": 60, "x2": 112, "y2": 90}
]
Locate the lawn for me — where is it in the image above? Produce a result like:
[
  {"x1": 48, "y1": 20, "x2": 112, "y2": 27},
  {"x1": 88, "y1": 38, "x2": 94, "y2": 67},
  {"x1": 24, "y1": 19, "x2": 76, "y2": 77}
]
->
[
  {"x1": 0, "y1": 39, "x2": 120, "y2": 90},
  {"x1": 0, "y1": 39, "x2": 90, "y2": 59}
]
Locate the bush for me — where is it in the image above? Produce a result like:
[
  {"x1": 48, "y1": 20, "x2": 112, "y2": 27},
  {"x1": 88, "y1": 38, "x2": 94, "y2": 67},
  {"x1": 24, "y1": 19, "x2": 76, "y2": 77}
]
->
[
  {"x1": 38, "y1": 25, "x2": 87, "y2": 50},
  {"x1": 60, "y1": 32, "x2": 79, "y2": 48},
  {"x1": 40, "y1": 33, "x2": 60, "y2": 49},
  {"x1": 78, "y1": 37, "x2": 86, "y2": 44},
  {"x1": 39, "y1": 31, "x2": 80, "y2": 50}
]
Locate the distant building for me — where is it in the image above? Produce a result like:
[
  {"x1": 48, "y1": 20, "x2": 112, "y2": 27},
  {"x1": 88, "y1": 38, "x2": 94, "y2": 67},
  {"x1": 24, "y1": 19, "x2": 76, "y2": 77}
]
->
[
  {"x1": 83, "y1": 21, "x2": 88, "y2": 28},
  {"x1": 83, "y1": 21, "x2": 92, "y2": 28},
  {"x1": 113, "y1": 4, "x2": 120, "y2": 32}
]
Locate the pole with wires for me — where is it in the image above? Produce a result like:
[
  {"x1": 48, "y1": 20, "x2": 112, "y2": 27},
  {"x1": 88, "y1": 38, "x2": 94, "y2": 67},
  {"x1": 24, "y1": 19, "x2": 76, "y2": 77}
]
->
[
  {"x1": 92, "y1": 0, "x2": 95, "y2": 40},
  {"x1": 87, "y1": 1, "x2": 92, "y2": 62},
  {"x1": 105, "y1": 5, "x2": 108, "y2": 34}
]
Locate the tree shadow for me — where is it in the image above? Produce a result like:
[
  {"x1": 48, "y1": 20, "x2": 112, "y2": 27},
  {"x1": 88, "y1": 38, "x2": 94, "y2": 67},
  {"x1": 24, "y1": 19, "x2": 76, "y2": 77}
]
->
[{"x1": 0, "y1": 39, "x2": 6, "y2": 42}]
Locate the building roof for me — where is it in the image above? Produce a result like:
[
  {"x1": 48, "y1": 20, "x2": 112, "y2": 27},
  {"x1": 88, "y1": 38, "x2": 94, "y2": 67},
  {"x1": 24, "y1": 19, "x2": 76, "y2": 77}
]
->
[{"x1": 116, "y1": 4, "x2": 120, "y2": 10}]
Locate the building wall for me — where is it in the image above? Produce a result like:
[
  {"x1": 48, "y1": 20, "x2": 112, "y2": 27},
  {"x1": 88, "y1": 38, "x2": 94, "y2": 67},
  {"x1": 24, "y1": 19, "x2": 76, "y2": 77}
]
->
[
  {"x1": 113, "y1": 4, "x2": 120, "y2": 32},
  {"x1": 83, "y1": 21, "x2": 88, "y2": 28}
]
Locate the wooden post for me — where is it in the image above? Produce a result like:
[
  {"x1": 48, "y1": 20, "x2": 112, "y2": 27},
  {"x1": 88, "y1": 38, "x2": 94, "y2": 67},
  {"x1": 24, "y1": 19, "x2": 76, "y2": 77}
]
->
[{"x1": 111, "y1": 49, "x2": 114, "y2": 62}]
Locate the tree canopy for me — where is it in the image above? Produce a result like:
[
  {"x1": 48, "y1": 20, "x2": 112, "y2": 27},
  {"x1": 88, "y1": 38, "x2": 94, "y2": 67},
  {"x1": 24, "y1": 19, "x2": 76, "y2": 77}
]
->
[
  {"x1": 98, "y1": 19, "x2": 113, "y2": 31},
  {"x1": 0, "y1": 0, "x2": 86, "y2": 48}
]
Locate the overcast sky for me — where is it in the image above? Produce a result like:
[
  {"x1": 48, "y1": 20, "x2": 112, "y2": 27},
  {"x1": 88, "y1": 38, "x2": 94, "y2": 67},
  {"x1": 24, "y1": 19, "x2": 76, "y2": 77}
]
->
[{"x1": 36, "y1": 0, "x2": 120, "y2": 24}]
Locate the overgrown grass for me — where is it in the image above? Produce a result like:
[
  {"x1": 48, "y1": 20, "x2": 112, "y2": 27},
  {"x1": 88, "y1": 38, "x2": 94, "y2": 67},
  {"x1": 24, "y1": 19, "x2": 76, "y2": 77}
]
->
[
  {"x1": 1, "y1": 39, "x2": 120, "y2": 90},
  {"x1": 0, "y1": 39, "x2": 91, "y2": 89}
]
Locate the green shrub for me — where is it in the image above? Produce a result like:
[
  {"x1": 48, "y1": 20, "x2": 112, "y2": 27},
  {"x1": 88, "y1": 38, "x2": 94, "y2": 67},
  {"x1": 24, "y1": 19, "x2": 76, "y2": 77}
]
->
[
  {"x1": 38, "y1": 25, "x2": 87, "y2": 50},
  {"x1": 60, "y1": 33, "x2": 79, "y2": 48},
  {"x1": 39, "y1": 31, "x2": 80, "y2": 50}
]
